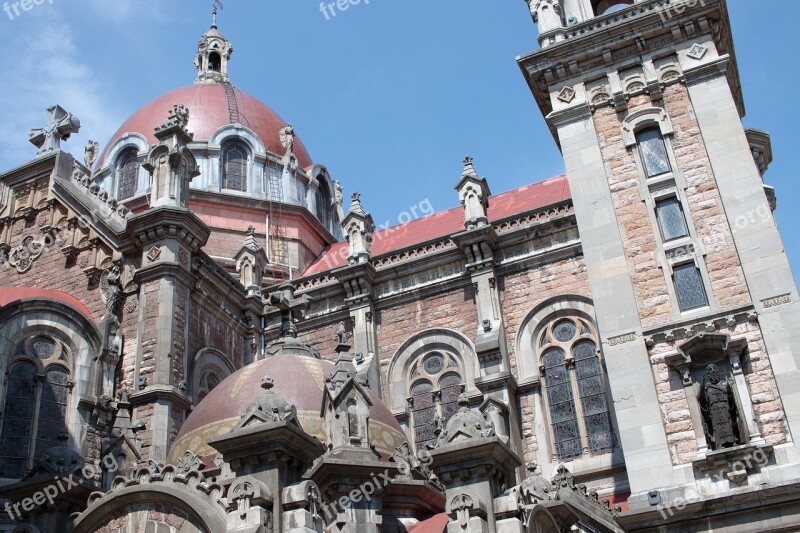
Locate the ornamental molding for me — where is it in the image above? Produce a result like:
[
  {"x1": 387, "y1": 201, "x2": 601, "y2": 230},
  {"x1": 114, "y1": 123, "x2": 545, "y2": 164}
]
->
[
  {"x1": 608, "y1": 333, "x2": 637, "y2": 346},
  {"x1": 761, "y1": 294, "x2": 791, "y2": 309}
]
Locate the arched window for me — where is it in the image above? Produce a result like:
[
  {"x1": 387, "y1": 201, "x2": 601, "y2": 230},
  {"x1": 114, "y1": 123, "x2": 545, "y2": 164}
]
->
[
  {"x1": 315, "y1": 179, "x2": 332, "y2": 229},
  {"x1": 539, "y1": 317, "x2": 614, "y2": 461},
  {"x1": 221, "y1": 141, "x2": 248, "y2": 192},
  {"x1": 116, "y1": 149, "x2": 139, "y2": 200},
  {"x1": 208, "y1": 52, "x2": 221, "y2": 72},
  {"x1": 408, "y1": 351, "x2": 464, "y2": 450},
  {"x1": 0, "y1": 335, "x2": 71, "y2": 479},
  {"x1": 636, "y1": 127, "x2": 671, "y2": 178},
  {"x1": 197, "y1": 370, "x2": 221, "y2": 402}
]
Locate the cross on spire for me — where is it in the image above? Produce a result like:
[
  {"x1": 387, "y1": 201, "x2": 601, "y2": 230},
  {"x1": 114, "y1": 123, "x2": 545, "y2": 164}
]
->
[
  {"x1": 28, "y1": 105, "x2": 81, "y2": 156},
  {"x1": 211, "y1": 0, "x2": 223, "y2": 29}
]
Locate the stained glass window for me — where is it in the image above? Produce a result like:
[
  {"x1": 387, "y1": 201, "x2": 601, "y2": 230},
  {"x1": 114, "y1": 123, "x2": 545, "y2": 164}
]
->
[
  {"x1": 539, "y1": 316, "x2": 615, "y2": 461},
  {"x1": 674, "y1": 263, "x2": 709, "y2": 311},
  {"x1": 573, "y1": 341, "x2": 614, "y2": 454},
  {"x1": 117, "y1": 150, "x2": 139, "y2": 200},
  {"x1": 222, "y1": 142, "x2": 248, "y2": 192},
  {"x1": 0, "y1": 362, "x2": 36, "y2": 479},
  {"x1": 0, "y1": 336, "x2": 71, "y2": 479},
  {"x1": 542, "y1": 348, "x2": 582, "y2": 460},
  {"x1": 410, "y1": 380, "x2": 435, "y2": 450},
  {"x1": 35, "y1": 366, "x2": 70, "y2": 460},
  {"x1": 656, "y1": 197, "x2": 689, "y2": 242},
  {"x1": 439, "y1": 372, "x2": 462, "y2": 422},
  {"x1": 636, "y1": 127, "x2": 671, "y2": 177},
  {"x1": 408, "y1": 351, "x2": 464, "y2": 451}
]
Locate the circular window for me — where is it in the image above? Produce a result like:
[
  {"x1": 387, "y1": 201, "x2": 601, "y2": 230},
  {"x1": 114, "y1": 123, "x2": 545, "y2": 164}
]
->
[
  {"x1": 31, "y1": 336, "x2": 57, "y2": 360},
  {"x1": 553, "y1": 319, "x2": 577, "y2": 342},
  {"x1": 423, "y1": 353, "x2": 445, "y2": 375}
]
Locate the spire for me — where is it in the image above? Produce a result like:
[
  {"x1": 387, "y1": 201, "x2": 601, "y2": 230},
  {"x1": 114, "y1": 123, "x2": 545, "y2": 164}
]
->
[
  {"x1": 211, "y1": 0, "x2": 222, "y2": 29},
  {"x1": 341, "y1": 192, "x2": 375, "y2": 264}
]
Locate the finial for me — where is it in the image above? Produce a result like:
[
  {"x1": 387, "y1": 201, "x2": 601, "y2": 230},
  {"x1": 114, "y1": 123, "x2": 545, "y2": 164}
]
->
[
  {"x1": 261, "y1": 376, "x2": 274, "y2": 390},
  {"x1": 463, "y1": 154, "x2": 473, "y2": 166},
  {"x1": 29, "y1": 105, "x2": 81, "y2": 156},
  {"x1": 246, "y1": 225, "x2": 255, "y2": 236},
  {"x1": 211, "y1": 0, "x2": 223, "y2": 29},
  {"x1": 458, "y1": 394, "x2": 470, "y2": 408}
]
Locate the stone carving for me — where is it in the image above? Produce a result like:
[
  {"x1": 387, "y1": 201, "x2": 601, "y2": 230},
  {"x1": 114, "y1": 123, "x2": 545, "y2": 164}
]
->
[
  {"x1": 433, "y1": 394, "x2": 494, "y2": 448},
  {"x1": 100, "y1": 266, "x2": 123, "y2": 315},
  {"x1": 687, "y1": 43, "x2": 708, "y2": 60},
  {"x1": 84, "y1": 140, "x2": 99, "y2": 168},
  {"x1": 334, "y1": 180, "x2": 345, "y2": 221},
  {"x1": 608, "y1": 332, "x2": 636, "y2": 346},
  {"x1": 28, "y1": 104, "x2": 81, "y2": 155},
  {"x1": 175, "y1": 450, "x2": 204, "y2": 475},
  {"x1": 7, "y1": 235, "x2": 45, "y2": 273},
  {"x1": 279, "y1": 123, "x2": 295, "y2": 153},
  {"x1": 700, "y1": 364, "x2": 740, "y2": 449},
  {"x1": 146, "y1": 246, "x2": 161, "y2": 263},
  {"x1": 557, "y1": 85, "x2": 576, "y2": 103},
  {"x1": 333, "y1": 320, "x2": 353, "y2": 346},
  {"x1": 451, "y1": 493, "x2": 475, "y2": 529},
  {"x1": 238, "y1": 376, "x2": 298, "y2": 428},
  {"x1": 391, "y1": 442, "x2": 443, "y2": 491},
  {"x1": 25, "y1": 432, "x2": 83, "y2": 478},
  {"x1": 762, "y1": 294, "x2": 791, "y2": 308}
]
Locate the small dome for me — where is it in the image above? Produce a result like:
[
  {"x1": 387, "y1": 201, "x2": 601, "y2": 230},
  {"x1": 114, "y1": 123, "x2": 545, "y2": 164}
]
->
[
  {"x1": 98, "y1": 84, "x2": 313, "y2": 168},
  {"x1": 168, "y1": 354, "x2": 407, "y2": 465}
]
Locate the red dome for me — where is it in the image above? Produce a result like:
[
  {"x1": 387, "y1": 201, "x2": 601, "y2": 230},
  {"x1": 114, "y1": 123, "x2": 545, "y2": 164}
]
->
[
  {"x1": 98, "y1": 84, "x2": 313, "y2": 168},
  {"x1": 167, "y1": 355, "x2": 408, "y2": 465}
]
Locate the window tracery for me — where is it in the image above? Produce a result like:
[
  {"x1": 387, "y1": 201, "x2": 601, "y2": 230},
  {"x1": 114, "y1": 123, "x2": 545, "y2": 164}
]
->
[
  {"x1": 408, "y1": 352, "x2": 464, "y2": 450},
  {"x1": 539, "y1": 316, "x2": 614, "y2": 461},
  {"x1": 0, "y1": 335, "x2": 71, "y2": 479}
]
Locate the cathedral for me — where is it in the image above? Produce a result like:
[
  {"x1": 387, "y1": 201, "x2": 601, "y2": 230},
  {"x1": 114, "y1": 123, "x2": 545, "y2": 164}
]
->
[{"x1": 0, "y1": 0, "x2": 798, "y2": 531}]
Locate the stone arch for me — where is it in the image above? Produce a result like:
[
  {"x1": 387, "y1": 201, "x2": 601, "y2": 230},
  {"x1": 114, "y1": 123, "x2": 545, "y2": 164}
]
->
[
  {"x1": 188, "y1": 347, "x2": 235, "y2": 405},
  {"x1": 0, "y1": 295, "x2": 103, "y2": 476},
  {"x1": 73, "y1": 483, "x2": 226, "y2": 533},
  {"x1": 516, "y1": 294, "x2": 597, "y2": 383},
  {"x1": 387, "y1": 328, "x2": 479, "y2": 413},
  {"x1": 526, "y1": 504, "x2": 561, "y2": 533},
  {"x1": 621, "y1": 107, "x2": 674, "y2": 148}
]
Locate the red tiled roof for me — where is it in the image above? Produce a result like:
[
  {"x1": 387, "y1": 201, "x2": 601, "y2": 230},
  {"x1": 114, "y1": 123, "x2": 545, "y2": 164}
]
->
[
  {"x1": 0, "y1": 288, "x2": 95, "y2": 323},
  {"x1": 409, "y1": 513, "x2": 448, "y2": 533},
  {"x1": 98, "y1": 84, "x2": 313, "y2": 168},
  {"x1": 302, "y1": 174, "x2": 570, "y2": 276}
]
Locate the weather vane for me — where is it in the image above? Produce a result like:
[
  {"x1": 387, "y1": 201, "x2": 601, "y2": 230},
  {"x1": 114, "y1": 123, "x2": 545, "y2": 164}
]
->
[{"x1": 212, "y1": 0, "x2": 223, "y2": 29}]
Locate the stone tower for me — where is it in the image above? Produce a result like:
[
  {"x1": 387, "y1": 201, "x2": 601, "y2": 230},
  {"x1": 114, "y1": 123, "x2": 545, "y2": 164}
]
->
[{"x1": 518, "y1": 0, "x2": 800, "y2": 529}]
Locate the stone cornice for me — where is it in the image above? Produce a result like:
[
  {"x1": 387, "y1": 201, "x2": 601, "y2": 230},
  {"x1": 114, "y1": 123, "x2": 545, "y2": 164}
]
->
[
  {"x1": 129, "y1": 384, "x2": 192, "y2": 411},
  {"x1": 517, "y1": 0, "x2": 743, "y2": 144},
  {"x1": 127, "y1": 205, "x2": 211, "y2": 252}
]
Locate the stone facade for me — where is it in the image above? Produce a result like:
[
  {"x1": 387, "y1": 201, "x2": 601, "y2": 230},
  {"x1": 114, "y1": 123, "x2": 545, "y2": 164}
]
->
[{"x1": 0, "y1": 1, "x2": 798, "y2": 532}]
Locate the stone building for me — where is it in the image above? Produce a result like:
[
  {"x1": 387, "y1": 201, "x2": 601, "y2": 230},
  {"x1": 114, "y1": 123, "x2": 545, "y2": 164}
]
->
[{"x1": 0, "y1": 0, "x2": 798, "y2": 531}]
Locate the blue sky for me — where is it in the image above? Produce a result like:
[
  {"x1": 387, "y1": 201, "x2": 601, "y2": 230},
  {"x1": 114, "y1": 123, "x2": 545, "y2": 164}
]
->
[{"x1": 1, "y1": 1, "x2": 797, "y2": 279}]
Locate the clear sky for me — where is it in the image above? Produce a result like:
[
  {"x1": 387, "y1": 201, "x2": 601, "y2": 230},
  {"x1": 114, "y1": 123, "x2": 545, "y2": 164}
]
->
[{"x1": 1, "y1": 1, "x2": 797, "y2": 280}]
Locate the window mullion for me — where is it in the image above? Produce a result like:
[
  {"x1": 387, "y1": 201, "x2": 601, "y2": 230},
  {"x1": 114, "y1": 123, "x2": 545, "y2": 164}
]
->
[
  {"x1": 27, "y1": 373, "x2": 45, "y2": 472},
  {"x1": 566, "y1": 356, "x2": 591, "y2": 458}
]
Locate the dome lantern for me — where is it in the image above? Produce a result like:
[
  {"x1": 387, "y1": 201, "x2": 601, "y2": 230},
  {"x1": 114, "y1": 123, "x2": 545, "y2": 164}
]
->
[{"x1": 194, "y1": 4, "x2": 233, "y2": 85}]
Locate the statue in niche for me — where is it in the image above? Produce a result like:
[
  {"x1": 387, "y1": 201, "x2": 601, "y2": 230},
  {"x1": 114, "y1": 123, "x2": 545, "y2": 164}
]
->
[{"x1": 699, "y1": 364, "x2": 741, "y2": 449}]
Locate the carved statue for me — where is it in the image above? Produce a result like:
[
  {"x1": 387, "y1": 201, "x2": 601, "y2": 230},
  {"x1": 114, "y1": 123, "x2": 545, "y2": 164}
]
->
[
  {"x1": 84, "y1": 140, "x2": 99, "y2": 168},
  {"x1": 100, "y1": 266, "x2": 123, "y2": 315},
  {"x1": 700, "y1": 364, "x2": 740, "y2": 449},
  {"x1": 334, "y1": 180, "x2": 345, "y2": 221},
  {"x1": 279, "y1": 123, "x2": 295, "y2": 153}
]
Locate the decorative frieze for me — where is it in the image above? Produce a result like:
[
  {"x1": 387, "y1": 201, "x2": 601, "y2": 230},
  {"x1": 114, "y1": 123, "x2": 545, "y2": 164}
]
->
[
  {"x1": 608, "y1": 332, "x2": 637, "y2": 346},
  {"x1": 761, "y1": 294, "x2": 791, "y2": 309}
]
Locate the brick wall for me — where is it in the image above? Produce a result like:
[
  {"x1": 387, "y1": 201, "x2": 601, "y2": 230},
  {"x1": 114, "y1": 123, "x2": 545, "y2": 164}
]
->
[{"x1": 593, "y1": 87, "x2": 749, "y2": 329}]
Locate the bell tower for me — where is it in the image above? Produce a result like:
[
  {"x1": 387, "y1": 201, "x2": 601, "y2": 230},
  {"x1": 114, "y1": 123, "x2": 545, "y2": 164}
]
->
[
  {"x1": 194, "y1": 2, "x2": 233, "y2": 85},
  {"x1": 518, "y1": 0, "x2": 800, "y2": 529}
]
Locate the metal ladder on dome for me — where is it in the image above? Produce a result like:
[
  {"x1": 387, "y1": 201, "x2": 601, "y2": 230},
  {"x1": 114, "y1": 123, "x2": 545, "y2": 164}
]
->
[{"x1": 223, "y1": 83, "x2": 241, "y2": 125}]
